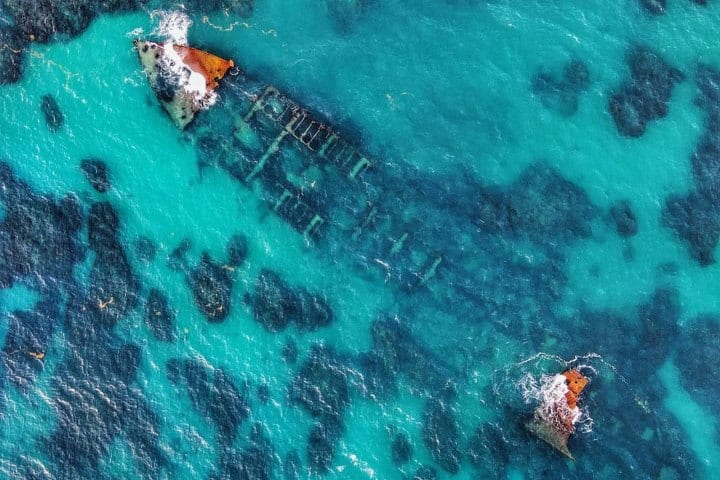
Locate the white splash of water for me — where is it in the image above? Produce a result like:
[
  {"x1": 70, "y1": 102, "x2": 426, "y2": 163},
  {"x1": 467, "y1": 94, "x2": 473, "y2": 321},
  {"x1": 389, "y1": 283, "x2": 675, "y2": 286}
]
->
[
  {"x1": 146, "y1": 10, "x2": 218, "y2": 111},
  {"x1": 520, "y1": 373, "x2": 581, "y2": 426},
  {"x1": 151, "y1": 10, "x2": 192, "y2": 45},
  {"x1": 518, "y1": 368, "x2": 594, "y2": 434},
  {"x1": 126, "y1": 27, "x2": 144, "y2": 39}
]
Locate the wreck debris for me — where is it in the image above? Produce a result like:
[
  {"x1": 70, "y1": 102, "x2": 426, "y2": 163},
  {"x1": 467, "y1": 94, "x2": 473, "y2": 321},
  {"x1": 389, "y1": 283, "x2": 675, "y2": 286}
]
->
[
  {"x1": 526, "y1": 369, "x2": 589, "y2": 459},
  {"x1": 134, "y1": 39, "x2": 234, "y2": 129}
]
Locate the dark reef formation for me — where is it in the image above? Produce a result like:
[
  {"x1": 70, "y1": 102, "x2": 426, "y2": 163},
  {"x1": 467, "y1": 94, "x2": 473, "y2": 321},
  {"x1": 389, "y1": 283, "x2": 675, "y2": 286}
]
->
[
  {"x1": 40, "y1": 94, "x2": 64, "y2": 132},
  {"x1": 474, "y1": 162, "x2": 597, "y2": 245},
  {"x1": 0, "y1": 161, "x2": 168, "y2": 477},
  {"x1": 188, "y1": 252, "x2": 234, "y2": 322},
  {"x1": 609, "y1": 46, "x2": 683, "y2": 138},
  {"x1": 1, "y1": 291, "x2": 61, "y2": 389},
  {"x1": 80, "y1": 158, "x2": 110, "y2": 193},
  {"x1": 45, "y1": 199, "x2": 166, "y2": 479},
  {"x1": 662, "y1": 65, "x2": 720, "y2": 265},
  {"x1": 531, "y1": 59, "x2": 590, "y2": 116},
  {"x1": 226, "y1": 233, "x2": 248, "y2": 267},
  {"x1": 0, "y1": 26, "x2": 27, "y2": 85},
  {"x1": 326, "y1": 0, "x2": 378, "y2": 33},
  {"x1": 145, "y1": 288, "x2": 175, "y2": 342},
  {"x1": 365, "y1": 317, "x2": 455, "y2": 398},
  {"x1": 639, "y1": 0, "x2": 709, "y2": 15},
  {"x1": 640, "y1": 0, "x2": 666, "y2": 14},
  {"x1": 283, "y1": 450, "x2": 302, "y2": 480},
  {"x1": 168, "y1": 236, "x2": 247, "y2": 322},
  {"x1": 609, "y1": 199, "x2": 638, "y2": 237},
  {"x1": 0, "y1": 162, "x2": 84, "y2": 288},
  {"x1": 467, "y1": 423, "x2": 510, "y2": 473},
  {"x1": 413, "y1": 465, "x2": 438, "y2": 480},
  {"x1": 675, "y1": 314, "x2": 720, "y2": 416},
  {"x1": 289, "y1": 345, "x2": 350, "y2": 473},
  {"x1": 88, "y1": 201, "x2": 139, "y2": 325},
  {"x1": 422, "y1": 396, "x2": 461, "y2": 474},
  {"x1": 390, "y1": 431, "x2": 413, "y2": 465},
  {"x1": 245, "y1": 269, "x2": 333, "y2": 333},
  {"x1": 167, "y1": 357, "x2": 250, "y2": 448},
  {"x1": 210, "y1": 423, "x2": 276, "y2": 480},
  {"x1": 134, "y1": 235, "x2": 157, "y2": 263}
]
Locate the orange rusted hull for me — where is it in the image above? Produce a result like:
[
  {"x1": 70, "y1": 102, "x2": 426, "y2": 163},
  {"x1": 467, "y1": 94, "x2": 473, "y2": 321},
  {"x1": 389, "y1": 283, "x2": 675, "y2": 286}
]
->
[
  {"x1": 562, "y1": 369, "x2": 588, "y2": 409},
  {"x1": 172, "y1": 45, "x2": 234, "y2": 90}
]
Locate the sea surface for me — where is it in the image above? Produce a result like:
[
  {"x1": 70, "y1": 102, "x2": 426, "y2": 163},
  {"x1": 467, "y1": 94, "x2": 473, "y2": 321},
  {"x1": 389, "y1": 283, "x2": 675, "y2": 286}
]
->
[{"x1": 1, "y1": 1, "x2": 720, "y2": 479}]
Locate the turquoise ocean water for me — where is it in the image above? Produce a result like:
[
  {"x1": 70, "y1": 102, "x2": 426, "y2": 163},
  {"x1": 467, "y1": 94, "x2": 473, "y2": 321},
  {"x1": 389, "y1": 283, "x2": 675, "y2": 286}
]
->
[{"x1": 1, "y1": 1, "x2": 720, "y2": 479}]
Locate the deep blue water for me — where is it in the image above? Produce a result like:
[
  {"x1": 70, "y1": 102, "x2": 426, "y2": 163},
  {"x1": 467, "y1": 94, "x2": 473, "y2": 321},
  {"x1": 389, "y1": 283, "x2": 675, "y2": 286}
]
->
[{"x1": 1, "y1": 0, "x2": 720, "y2": 479}]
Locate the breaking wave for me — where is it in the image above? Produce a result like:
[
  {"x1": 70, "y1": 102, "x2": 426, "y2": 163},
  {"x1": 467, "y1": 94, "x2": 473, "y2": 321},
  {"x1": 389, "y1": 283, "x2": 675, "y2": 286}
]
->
[{"x1": 151, "y1": 10, "x2": 192, "y2": 45}]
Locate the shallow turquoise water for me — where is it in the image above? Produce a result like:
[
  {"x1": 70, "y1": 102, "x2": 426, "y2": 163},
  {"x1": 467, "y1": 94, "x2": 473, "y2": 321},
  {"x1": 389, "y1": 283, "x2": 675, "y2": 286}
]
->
[{"x1": 1, "y1": 1, "x2": 720, "y2": 479}]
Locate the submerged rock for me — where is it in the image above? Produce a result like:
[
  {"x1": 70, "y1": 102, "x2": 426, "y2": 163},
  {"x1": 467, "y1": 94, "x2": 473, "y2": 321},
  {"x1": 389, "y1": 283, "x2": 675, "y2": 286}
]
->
[
  {"x1": 390, "y1": 432, "x2": 413, "y2": 465},
  {"x1": 189, "y1": 252, "x2": 233, "y2": 322},
  {"x1": 167, "y1": 239, "x2": 241, "y2": 322},
  {"x1": 473, "y1": 162, "x2": 597, "y2": 246},
  {"x1": 87, "y1": 201, "x2": 139, "y2": 324},
  {"x1": 226, "y1": 234, "x2": 248, "y2": 267},
  {"x1": 168, "y1": 238, "x2": 192, "y2": 271},
  {"x1": 676, "y1": 315, "x2": 720, "y2": 412},
  {"x1": 283, "y1": 450, "x2": 301, "y2": 480},
  {"x1": 170, "y1": 358, "x2": 250, "y2": 447},
  {"x1": 422, "y1": 397, "x2": 461, "y2": 474},
  {"x1": 662, "y1": 65, "x2": 720, "y2": 265},
  {"x1": 413, "y1": 466, "x2": 438, "y2": 480},
  {"x1": 145, "y1": 289, "x2": 175, "y2": 342},
  {"x1": 531, "y1": 59, "x2": 590, "y2": 116},
  {"x1": 1, "y1": 293, "x2": 60, "y2": 388},
  {"x1": 610, "y1": 199, "x2": 638, "y2": 237},
  {"x1": 609, "y1": 46, "x2": 683, "y2": 137},
  {"x1": 134, "y1": 236, "x2": 157, "y2": 263},
  {"x1": 467, "y1": 423, "x2": 511, "y2": 474},
  {"x1": 80, "y1": 158, "x2": 110, "y2": 193},
  {"x1": 290, "y1": 346, "x2": 349, "y2": 420},
  {"x1": 211, "y1": 423, "x2": 275, "y2": 480},
  {"x1": 640, "y1": 0, "x2": 666, "y2": 15},
  {"x1": 0, "y1": 162, "x2": 84, "y2": 288},
  {"x1": 247, "y1": 269, "x2": 333, "y2": 333},
  {"x1": 290, "y1": 345, "x2": 350, "y2": 473},
  {"x1": 40, "y1": 94, "x2": 64, "y2": 133},
  {"x1": 307, "y1": 420, "x2": 340, "y2": 474},
  {"x1": 0, "y1": 27, "x2": 27, "y2": 85},
  {"x1": 5, "y1": 0, "x2": 95, "y2": 43}
]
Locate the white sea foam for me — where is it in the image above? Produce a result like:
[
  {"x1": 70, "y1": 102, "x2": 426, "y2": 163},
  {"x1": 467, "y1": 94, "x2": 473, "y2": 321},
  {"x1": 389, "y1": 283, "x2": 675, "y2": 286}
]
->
[
  {"x1": 151, "y1": 10, "x2": 192, "y2": 45},
  {"x1": 517, "y1": 358, "x2": 596, "y2": 433},
  {"x1": 520, "y1": 373, "x2": 581, "y2": 428},
  {"x1": 148, "y1": 10, "x2": 218, "y2": 110}
]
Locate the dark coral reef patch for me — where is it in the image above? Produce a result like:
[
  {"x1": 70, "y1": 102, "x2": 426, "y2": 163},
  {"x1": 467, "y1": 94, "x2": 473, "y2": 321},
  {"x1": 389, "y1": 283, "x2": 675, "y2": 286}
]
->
[
  {"x1": 609, "y1": 46, "x2": 683, "y2": 138},
  {"x1": 531, "y1": 59, "x2": 590, "y2": 116},
  {"x1": 663, "y1": 65, "x2": 720, "y2": 265}
]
